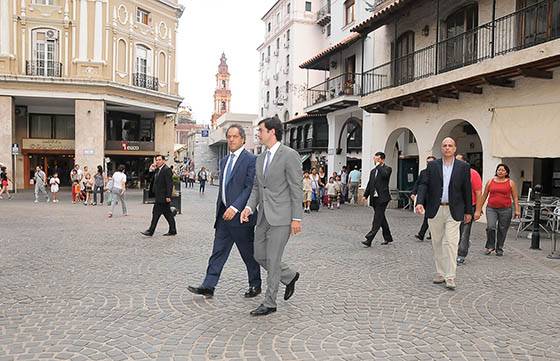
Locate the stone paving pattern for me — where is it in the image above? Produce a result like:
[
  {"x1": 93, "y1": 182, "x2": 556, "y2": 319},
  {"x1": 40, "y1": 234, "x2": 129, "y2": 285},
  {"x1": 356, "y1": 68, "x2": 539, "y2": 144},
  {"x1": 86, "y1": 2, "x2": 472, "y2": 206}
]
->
[{"x1": 1, "y1": 186, "x2": 560, "y2": 361}]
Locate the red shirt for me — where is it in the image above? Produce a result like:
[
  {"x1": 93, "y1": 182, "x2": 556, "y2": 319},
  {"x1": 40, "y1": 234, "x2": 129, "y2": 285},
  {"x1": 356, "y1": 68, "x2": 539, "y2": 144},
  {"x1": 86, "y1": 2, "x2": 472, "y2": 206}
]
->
[
  {"x1": 470, "y1": 168, "x2": 482, "y2": 206},
  {"x1": 488, "y1": 179, "x2": 513, "y2": 209}
]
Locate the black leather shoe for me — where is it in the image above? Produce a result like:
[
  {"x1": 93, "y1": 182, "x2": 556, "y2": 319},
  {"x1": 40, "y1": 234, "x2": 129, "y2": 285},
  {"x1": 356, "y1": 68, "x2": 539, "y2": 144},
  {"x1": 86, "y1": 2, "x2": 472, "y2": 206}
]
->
[
  {"x1": 380, "y1": 240, "x2": 393, "y2": 245},
  {"x1": 141, "y1": 230, "x2": 153, "y2": 237},
  {"x1": 284, "y1": 272, "x2": 299, "y2": 301},
  {"x1": 361, "y1": 240, "x2": 372, "y2": 247},
  {"x1": 163, "y1": 232, "x2": 177, "y2": 236},
  {"x1": 414, "y1": 234, "x2": 424, "y2": 241},
  {"x1": 187, "y1": 286, "x2": 214, "y2": 298},
  {"x1": 250, "y1": 304, "x2": 277, "y2": 316},
  {"x1": 244, "y1": 287, "x2": 262, "y2": 298}
]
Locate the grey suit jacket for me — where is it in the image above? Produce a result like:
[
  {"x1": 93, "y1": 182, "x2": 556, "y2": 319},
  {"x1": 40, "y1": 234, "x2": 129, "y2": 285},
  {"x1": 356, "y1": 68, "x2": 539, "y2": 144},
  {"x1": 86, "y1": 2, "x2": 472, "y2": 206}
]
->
[{"x1": 246, "y1": 144, "x2": 303, "y2": 226}]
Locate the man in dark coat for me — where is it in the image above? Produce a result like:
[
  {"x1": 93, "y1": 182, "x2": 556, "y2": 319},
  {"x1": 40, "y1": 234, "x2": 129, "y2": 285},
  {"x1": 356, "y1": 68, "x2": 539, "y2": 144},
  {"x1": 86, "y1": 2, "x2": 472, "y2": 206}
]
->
[{"x1": 142, "y1": 155, "x2": 177, "y2": 236}]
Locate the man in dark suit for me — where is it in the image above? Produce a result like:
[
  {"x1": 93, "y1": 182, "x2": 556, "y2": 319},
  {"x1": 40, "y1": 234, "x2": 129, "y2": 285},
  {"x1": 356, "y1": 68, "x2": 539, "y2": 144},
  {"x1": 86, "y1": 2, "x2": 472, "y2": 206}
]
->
[
  {"x1": 141, "y1": 155, "x2": 177, "y2": 236},
  {"x1": 187, "y1": 125, "x2": 261, "y2": 298},
  {"x1": 362, "y1": 151, "x2": 393, "y2": 246},
  {"x1": 410, "y1": 155, "x2": 436, "y2": 241},
  {"x1": 416, "y1": 137, "x2": 472, "y2": 290}
]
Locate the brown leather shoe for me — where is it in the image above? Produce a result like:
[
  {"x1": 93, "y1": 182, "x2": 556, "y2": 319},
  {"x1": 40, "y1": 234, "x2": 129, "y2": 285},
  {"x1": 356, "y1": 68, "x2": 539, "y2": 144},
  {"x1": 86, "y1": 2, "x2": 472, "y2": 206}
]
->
[
  {"x1": 445, "y1": 278, "x2": 456, "y2": 290},
  {"x1": 433, "y1": 275, "x2": 445, "y2": 284}
]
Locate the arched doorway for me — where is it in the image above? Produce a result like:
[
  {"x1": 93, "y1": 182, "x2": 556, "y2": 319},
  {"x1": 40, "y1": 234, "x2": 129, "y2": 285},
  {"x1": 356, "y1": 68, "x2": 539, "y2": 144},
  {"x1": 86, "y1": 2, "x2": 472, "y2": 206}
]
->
[
  {"x1": 337, "y1": 117, "x2": 362, "y2": 171},
  {"x1": 384, "y1": 128, "x2": 420, "y2": 192},
  {"x1": 433, "y1": 120, "x2": 483, "y2": 176}
]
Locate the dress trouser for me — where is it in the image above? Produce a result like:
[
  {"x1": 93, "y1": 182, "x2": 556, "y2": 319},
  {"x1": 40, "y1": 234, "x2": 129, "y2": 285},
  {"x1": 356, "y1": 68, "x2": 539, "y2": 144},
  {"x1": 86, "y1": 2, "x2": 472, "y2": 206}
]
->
[
  {"x1": 148, "y1": 202, "x2": 177, "y2": 233},
  {"x1": 253, "y1": 213, "x2": 297, "y2": 308},
  {"x1": 202, "y1": 215, "x2": 261, "y2": 290},
  {"x1": 418, "y1": 215, "x2": 429, "y2": 238},
  {"x1": 458, "y1": 219, "x2": 473, "y2": 258},
  {"x1": 365, "y1": 198, "x2": 393, "y2": 242},
  {"x1": 110, "y1": 189, "x2": 127, "y2": 215},
  {"x1": 428, "y1": 205, "x2": 461, "y2": 279},
  {"x1": 485, "y1": 207, "x2": 512, "y2": 252}
]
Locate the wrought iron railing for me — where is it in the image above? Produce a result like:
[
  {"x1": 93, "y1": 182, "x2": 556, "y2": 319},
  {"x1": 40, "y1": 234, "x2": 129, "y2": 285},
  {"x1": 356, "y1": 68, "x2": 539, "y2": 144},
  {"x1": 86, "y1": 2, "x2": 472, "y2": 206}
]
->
[
  {"x1": 26, "y1": 60, "x2": 63, "y2": 77},
  {"x1": 317, "y1": 1, "x2": 331, "y2": 22},
  {"x1": 307, "y1": 72, "x2": 362, "y2": 107},
  {"x1": 133, "y1": 73, "x2": 159, "y2": 91},
  {"x1": 362, "y1": 0, "x2": 560, "y2": 96}
]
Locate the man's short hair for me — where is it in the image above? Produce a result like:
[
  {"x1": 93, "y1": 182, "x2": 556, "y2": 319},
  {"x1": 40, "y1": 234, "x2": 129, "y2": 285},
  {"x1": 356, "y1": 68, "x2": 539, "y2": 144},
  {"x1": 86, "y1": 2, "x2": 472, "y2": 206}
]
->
[
  {"x1": 226, "y1": 124, "x2": 246, "y2": 141},
  {"x1": 155, "y1": 154, "x2": 165, "y2": 161},
  {"x1": 427, "y1": 155, "x2": 436, "y2": 161},
  {"x1": 258, "y1": 116, "x2": 283, "y2": 141},
  {"x1": 375, "y1": 151, "x2": 386, "y2": 160},
  {"x1": 456, "y1": 153, "x2": 466, "y2": 161},
  {"x1": 117, "y1": 165, "x2": 125, "y2": 172}
]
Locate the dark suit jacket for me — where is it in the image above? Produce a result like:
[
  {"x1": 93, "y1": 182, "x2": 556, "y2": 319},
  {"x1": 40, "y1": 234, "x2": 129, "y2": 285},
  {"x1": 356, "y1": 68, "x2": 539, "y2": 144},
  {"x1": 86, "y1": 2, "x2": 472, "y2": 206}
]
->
[
  {"x1": 215, "y1": 149, "x2": 257, "y2": 228},
  {"x1": 151, "y1": 164, "x2": 173, "y2": 204},
  {"x1": 411, "y1": 169, "x2": 427, "y2": 196},
  {"x1": 363, "y1": 164, "x2": 392, "y2": 205},
  {"x1": 416, "y1": 158, "x2": 472, "y2": 221}
]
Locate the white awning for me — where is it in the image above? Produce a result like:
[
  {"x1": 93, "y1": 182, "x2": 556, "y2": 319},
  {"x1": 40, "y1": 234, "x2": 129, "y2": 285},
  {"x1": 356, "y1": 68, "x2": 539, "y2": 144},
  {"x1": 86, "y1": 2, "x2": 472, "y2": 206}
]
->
[{"x1": 491, "y1": 103, "x2": 560, "y2": 158}]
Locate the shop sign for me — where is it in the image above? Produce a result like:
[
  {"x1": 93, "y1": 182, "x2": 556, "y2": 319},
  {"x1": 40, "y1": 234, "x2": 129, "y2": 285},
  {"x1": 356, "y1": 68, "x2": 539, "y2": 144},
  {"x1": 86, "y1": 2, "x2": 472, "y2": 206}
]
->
[
  {"x1": 22, "y1": 138, "x2": 75, "y2": 151},
  {"x1": 105, "y1": 140, "x2": 155, "y2": 152},
  {"x1": 12, "y1": 144, "x2": 19, "y2": 155},
  {"x1": 83, "y1": 149, "x2": 95, "y2": 155}
]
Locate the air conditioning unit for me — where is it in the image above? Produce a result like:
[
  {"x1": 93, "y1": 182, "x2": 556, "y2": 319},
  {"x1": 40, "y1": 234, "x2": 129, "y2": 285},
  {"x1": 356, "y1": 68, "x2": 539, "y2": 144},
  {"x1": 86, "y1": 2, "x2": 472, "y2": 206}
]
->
[
  {"x1": 273, "y1": 49, "x2": 279, "y2": 56},
  {"x1": 284, "y1": 42, "x2": 290, "y2": 49},
  {"x1": 282, "y1": 94, "x2": 289, "y2": 101},
  {"x1": 46, "y1": 29, "x2": 58, "y2": 40},
  {"x1": 273, "y1": 73, "x2": 279, "y2": 80},
  {"x1": 283, "y1": 68, "x2": 289, "y2": 74},
  {"x1": 264, "y1": 102, "x2": 269, "y2": 109},
  {"x1": 264, "y1": 78, "x2": 270, "y2": 85},
  {"x1": 265, "y1": 56, "x2": 270, "y2": 63}
]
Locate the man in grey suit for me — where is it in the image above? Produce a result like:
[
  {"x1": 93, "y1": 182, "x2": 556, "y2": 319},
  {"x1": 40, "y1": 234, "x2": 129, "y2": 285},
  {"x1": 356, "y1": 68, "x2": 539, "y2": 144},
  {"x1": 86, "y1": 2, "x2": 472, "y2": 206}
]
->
[{"x1": 240, "y1": 116, "x2": 303, "y2": 316}]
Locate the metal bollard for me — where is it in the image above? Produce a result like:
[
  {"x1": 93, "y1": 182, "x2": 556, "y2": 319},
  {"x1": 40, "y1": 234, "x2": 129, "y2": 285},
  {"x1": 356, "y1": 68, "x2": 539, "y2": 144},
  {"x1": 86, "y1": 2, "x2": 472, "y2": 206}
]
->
[{"x1": 530, "y1": 184, "x2": 542, "y2": 250}]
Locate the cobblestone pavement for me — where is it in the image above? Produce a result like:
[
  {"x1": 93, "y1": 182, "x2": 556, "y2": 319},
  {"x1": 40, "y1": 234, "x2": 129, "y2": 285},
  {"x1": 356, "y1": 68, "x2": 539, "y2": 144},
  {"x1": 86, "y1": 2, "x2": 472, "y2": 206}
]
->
[{"x1": 1, "y1": 186, "x2": 560, "y2": 361}]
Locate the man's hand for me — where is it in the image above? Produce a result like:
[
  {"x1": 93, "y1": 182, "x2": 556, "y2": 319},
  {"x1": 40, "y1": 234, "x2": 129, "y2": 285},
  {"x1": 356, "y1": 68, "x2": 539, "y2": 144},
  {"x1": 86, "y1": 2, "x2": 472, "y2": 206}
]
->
[
  {"x1": 165, "y1": 197, "x2": 171, "y2": 203},
  {"x1": 240, "y1": 207, "x2": 252, "y2": 223},
  {"x1": 464, "y1": 214, "x2": 472, "y2": 224},
  {"x1": 415, "y1": 204, "x2": 425, "y2": 215},
  {"x1": 291, "y1": 220, "x2": 301, "y2": 235},
  {"x1": 222, "y1": 207, "x2": 237, "y2": 221}
]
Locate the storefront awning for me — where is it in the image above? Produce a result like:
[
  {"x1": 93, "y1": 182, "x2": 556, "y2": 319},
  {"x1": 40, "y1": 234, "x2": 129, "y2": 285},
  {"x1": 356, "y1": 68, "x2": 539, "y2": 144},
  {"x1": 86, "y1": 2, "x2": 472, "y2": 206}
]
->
[
  {"x1": 491, "y1": 103, "x2": 560, "y2": 158},
  {"x1": 299, "y1": 33, "x2": 362, "y2": 70}
]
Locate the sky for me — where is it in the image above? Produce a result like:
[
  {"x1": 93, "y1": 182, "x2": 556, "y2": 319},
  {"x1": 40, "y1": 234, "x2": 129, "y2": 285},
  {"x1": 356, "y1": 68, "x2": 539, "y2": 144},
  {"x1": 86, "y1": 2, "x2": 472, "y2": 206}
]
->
[{"x1": 177, "y1": 0, "x2": 277, "y2": 123}]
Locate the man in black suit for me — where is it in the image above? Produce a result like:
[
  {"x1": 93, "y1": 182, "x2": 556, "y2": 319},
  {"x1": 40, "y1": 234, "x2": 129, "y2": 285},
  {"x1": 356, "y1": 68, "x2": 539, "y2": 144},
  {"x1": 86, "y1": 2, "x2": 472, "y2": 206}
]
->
[
  {"x1": 187, "y1": 125, "x2": 261, "y2": 299},
  {"x1": 362, "y1": 151, "x2": 393, "y2": 246},
  {"x1": 142, "y1": 155, "x2": 177, "y2": 236},
  {"x1": 416, "y1": 138, "x2": 472, "y2": 290},
  {"x1": 410, "y1": 155, "x2": 436, "y2": 241}
]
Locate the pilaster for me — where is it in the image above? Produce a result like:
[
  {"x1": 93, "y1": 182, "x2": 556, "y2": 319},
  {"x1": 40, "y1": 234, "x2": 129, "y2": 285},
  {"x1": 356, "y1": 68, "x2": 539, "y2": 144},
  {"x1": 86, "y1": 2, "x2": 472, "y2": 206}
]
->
[{"x1": 75, "y1": 100, "x2": 105, "y2": 169}]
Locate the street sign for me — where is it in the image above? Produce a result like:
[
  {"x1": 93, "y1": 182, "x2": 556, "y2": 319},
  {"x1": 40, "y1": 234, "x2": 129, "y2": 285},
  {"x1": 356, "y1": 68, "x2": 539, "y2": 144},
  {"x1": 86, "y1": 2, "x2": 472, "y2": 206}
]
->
[{"x1": 11, "y1": 144, "x2": 19, "y2": 155}]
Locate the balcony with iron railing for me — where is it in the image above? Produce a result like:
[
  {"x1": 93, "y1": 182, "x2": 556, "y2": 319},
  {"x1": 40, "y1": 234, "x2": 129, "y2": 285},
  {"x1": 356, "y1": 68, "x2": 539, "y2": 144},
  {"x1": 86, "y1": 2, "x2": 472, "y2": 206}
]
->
[
  {"x1": 133, "y1": 73, "x2": 159, "y2": 91},
  {"x1": 306, "y1": 72, "x2": 362, "y2": 113},
  {"x1": 361, "y1": 0, "x2": 560, "y2": 110},
  {"x1": 317, "y1": 1, "x2": 331, "y2": 26},
  {"x1": 26, "y1": 60, "x2": 63, "y2": 77}
]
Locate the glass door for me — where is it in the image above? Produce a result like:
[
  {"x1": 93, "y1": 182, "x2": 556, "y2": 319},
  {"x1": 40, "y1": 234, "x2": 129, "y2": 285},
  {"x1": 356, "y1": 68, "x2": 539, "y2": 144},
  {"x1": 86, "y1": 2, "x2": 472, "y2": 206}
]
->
[{"x1": 443, "y1": 4, "x2": 478, "y2": 71}]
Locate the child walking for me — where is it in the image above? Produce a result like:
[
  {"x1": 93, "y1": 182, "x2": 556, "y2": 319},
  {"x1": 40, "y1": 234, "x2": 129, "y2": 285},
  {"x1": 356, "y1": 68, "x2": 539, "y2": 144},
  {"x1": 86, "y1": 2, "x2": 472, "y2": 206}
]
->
[
  {"x1": 302, "y1": 171, "x2": 313, "y2": 213},
  {"x1": 326, "y1": 177, "x2": 340, "y2": 210},
  {"x1": 49, "y1": 173, "x2": 60, "y2": 203}
]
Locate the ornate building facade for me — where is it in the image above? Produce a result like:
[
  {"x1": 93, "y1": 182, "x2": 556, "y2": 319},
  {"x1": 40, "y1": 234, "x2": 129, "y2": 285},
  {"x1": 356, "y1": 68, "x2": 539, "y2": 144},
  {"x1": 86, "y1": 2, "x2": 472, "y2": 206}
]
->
[{"x1": 0, "y1": 0, "x2": 184, "y2": 189}]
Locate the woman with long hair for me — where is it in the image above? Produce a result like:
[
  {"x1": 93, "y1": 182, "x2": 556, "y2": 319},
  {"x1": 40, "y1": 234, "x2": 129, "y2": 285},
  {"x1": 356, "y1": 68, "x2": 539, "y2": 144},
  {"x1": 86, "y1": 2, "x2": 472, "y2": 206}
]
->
[
  {"x1": 0, "y1": 166, "x2": 12, "y2": 200},
  {"x1": 475, "y1": 163, "x2": 521, "y2": 256}
]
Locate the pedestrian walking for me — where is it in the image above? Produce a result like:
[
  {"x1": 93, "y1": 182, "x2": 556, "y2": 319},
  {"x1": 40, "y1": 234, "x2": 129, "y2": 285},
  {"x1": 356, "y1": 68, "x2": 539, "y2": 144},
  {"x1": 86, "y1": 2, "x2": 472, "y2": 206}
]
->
[
  {"x1": 411, "y1": 156, "x2": 436, "y2": 241},
  {"x1": 362, "y1": 152, "x2": 393, "y2": 246},
  {"x1": 198, "y1": 167, "x2": 208, "y2": 193},
  {"x1": 189, "y1": 169, "x2": 196, "y2": 189},
  {"x1": 340, "y1": 166, "x2": 348, "y2": 203},
  {"x1": 326, "y1": 177, "x2": 340, "y2": 209},
  {"x1": 188, "y1": 124, "x2": 261, "y2": 299},
  {"x1": 456, "y1": 154, "x2": 483, "y2": 264},
  {"x1": 49, "y1": 173, "x2": 60, "y2": 203},
  {"x1": 303, "y1": 171, "x2": 313, "y2": 213},
  {"x1": 0, "y1": 166, "x2": 13, "y2": 200},
  {"x1": 108, "y1": 165, "x2": 127, "y2": 217},
  {"x1": 240, "y1": 116, "x2": 302, "y2": 316},
  {"x1": 93, "y1": 165, "x2": 105, "y2": 205},
  {"x1": 348, "y1": 166, "x2": 361, "y2": 204},
  {"x1": 33, "y1": 166, "x2": 49, "y2": 203},
  {"x1": 141, "y1": 155, "x2": 177, "y2": 236},
  {"x1": 318, "y1": 166, "x2": 327, "y2": 206},
  {"x1": 475, "y1": 163, "x2": 521, "y2": 257},
  {"x1": 416, "y1": 137, "x2": 472, "y2": 290}
]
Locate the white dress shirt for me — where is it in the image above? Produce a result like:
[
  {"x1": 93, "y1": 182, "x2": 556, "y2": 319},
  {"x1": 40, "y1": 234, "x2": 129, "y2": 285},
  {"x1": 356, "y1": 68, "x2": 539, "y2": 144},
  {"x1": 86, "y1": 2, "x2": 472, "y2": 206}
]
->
[
  {"x1": 222, "y1": 147, "x2": 245, "y2": 210},
  {"x1": 263, "y1": 141, "x2": 281, "y2": 174},
  {"x1": 441, "y1": 159, "x2": 454, "y2": 203}
]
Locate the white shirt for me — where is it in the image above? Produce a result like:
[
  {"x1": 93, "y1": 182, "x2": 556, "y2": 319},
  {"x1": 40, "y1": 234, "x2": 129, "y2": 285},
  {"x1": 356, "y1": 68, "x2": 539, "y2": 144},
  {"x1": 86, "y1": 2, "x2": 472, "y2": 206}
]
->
[
  {"x1": 222, "y1": 147, "x2": 245, "y2": 208},
  {"x1": 263, "y1": 141, "x2": 281, "y2": 174},
  {"x1": 112, "y1": 171, "x2": 127, "y2": 190},
  {"x1": 441, "y1": 159, "x2": 454, "y2": 203}
]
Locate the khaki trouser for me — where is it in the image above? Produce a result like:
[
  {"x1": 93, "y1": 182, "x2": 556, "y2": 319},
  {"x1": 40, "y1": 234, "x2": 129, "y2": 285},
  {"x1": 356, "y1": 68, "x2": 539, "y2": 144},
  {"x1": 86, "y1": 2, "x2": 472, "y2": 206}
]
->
[{"x1": 428, "y1": 205, "x2": 461, "y2": 279}]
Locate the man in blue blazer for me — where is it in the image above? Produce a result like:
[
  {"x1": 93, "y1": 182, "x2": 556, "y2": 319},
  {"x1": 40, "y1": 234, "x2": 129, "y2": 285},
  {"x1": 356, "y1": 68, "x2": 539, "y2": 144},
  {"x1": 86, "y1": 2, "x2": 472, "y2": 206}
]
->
[{"x1": 188, "y1": 125, "x2": 262, "y2": 298}]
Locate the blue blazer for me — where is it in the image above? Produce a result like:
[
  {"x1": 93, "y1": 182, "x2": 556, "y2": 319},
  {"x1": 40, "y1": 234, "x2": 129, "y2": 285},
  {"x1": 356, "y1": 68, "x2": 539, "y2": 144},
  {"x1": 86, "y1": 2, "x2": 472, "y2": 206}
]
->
[{"x1": 215, "y1": 149, "x2": 257, "y2": 228}]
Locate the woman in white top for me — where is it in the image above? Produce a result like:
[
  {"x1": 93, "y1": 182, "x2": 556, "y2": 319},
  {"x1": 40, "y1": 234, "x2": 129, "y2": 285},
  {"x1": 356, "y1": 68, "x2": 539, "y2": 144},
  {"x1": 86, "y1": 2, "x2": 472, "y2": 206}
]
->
[{"x1": 108, "y1": 165, "x2": 128, "y2": 218}]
